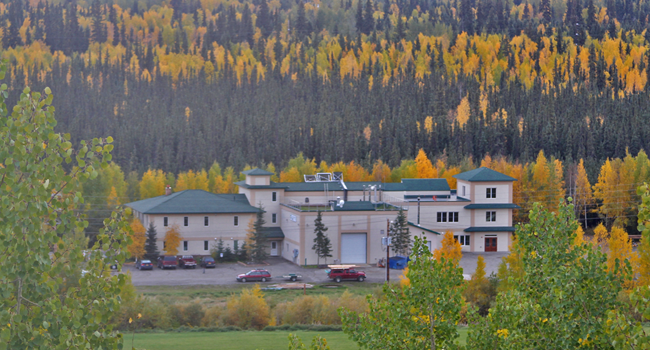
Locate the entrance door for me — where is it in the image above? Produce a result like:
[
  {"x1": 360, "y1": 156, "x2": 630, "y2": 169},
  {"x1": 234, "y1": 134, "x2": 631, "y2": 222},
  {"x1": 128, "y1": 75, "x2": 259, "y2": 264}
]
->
[
  {"x1": 485, "y1": 237, "x2": 497, "y2": 252},
  {"x1": 271, "y1": 242, "x2": 278, "y2": 256}
]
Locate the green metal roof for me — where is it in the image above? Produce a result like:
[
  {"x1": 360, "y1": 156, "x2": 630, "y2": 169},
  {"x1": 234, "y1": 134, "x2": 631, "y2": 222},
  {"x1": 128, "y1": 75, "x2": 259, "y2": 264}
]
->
[
  {"x1": 242, "y1": 168, "x2": 275, "y2": 176},
  {"x1": 407, "y1": 222, "x2": 442, "y2": 235},
  {"x1": 464, "y1": 226, "x2": 516, "y2": 232},
  {"x1": 400, "y1": 178, "x2": 450, "y2": 191},
  {"x1": 125, "y1": 190, "x2": 261, "y2": 215},
  {"x1": 282, "y1": 182, "x2": 345, "y2": 192},
  {"x1": 234, "y1": 180, "x2": 289, "y2": 190},
  {"x1": 260, "y1": 227, "x2": 285, "y2": 239},
  {"x1": 453, "y1": 167, "x2": 517, "y2": 182},
  {"x1": 464, "y1": 203, "x2": 521, "y2": 209}
]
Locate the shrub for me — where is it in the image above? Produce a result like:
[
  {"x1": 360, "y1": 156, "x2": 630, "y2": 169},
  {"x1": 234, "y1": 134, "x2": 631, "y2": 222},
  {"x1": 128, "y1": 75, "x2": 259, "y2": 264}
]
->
[
  {"x1": 201, "y1": 305, "x2": 226, "y2": 327},
  {"x1": 224, "y1": 284, "x2": 271, "y2": 330},
  {"x1": 169, "y1": 302, "x2": 205, "y2": 328}
]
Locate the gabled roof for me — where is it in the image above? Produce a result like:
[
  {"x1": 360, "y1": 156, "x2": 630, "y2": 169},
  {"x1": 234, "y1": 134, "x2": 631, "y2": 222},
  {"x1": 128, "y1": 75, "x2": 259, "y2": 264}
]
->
[
  {"x1": 125, "y1": 190, "x2": 261, "y2": 215},
  {"x1": 242, "y1": 168, "x2": 274, "y2": 176},
  {"x1": 407, "y1": 222, "x2": 442, "y2": 235},
  {"x1": 464, "y1": 203, "x2": 521, "y2": 209},
  {"x1": 400, "y1": 178, "x2": 450, "y2": 192},
  {"x1": 453, "y1": 167, "x2": 517, "y2": 182}
]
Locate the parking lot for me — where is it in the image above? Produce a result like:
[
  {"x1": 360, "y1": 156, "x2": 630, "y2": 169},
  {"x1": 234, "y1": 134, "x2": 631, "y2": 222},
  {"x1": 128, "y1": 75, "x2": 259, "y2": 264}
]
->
[{"x1": 128, "y1": 253, "x2": 509, "y2": 286}]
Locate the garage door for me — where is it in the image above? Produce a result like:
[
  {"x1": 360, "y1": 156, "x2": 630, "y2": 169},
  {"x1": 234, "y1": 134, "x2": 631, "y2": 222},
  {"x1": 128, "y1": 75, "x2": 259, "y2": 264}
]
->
[{"x1": 341, "y1": 233, "x2": 367, "y2": 264}]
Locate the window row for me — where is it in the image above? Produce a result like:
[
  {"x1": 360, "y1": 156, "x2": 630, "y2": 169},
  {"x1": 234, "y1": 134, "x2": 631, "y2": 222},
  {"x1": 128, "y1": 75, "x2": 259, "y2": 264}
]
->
[
  {"x1": 454, "y1": 235, "x2": 471, "y2": 246},
  {"x1": 163, "y1": 240, "x2": 211, "y2": 251},
  {"x1": 437, "y1": 212, "x2": 459, "y2": 222},
  {"x1": 162, "y1": 214, "x2": 276, "y2": 227}
]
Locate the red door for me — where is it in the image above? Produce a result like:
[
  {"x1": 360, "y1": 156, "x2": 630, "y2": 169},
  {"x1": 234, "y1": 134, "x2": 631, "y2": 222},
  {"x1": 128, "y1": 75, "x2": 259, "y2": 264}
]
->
[{"x1": 485, "y1": 237, "x2": 497, "y2": 252}]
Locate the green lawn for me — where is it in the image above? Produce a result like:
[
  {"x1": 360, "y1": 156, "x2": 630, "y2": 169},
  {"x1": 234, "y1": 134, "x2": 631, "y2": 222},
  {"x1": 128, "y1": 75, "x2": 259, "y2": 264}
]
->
[
  {"x1": 129, "y1": 331, "x2": 359, "y2": 350},
  {"x1": 129, "y1": 328, "x2": 470, "y2": 350}
]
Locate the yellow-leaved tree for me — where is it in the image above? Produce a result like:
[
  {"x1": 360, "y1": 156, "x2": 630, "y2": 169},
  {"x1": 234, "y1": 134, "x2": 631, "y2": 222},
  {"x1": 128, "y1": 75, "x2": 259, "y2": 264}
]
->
[
  {"x1": 433, "y1": 231, "x2": 462, "y2": 264},
  {"x1": 573, "y1": 159, "x2": 593, "y2": 225},
  {"x1": 139, "y1": 169, "x2": 166, "y2": 199},
  {"x1": 464, "y1": 255, "x2": 492, "y2": 314},
  {"x1": 371, "y1": 160, "x2": 392, "y2": 182},
  {"x1": 607, "y1": 226, "x2": 638, "y2": 290},
  {"x1": 497, "y1": 237, "x2": 524, "y2": 292},
  {"x1": 128, "y1": 219, "x2": 147, "y2": 259},
  {"x1": 224, "y1": 284, "x2": 271, "y2": 329},
  {"x1": 593, "y1": 223, "x2": 609, "y2": 248},
  {"x1": 593, "y1": 159, "x2": 628, "y2": 227},
  {"x1": 164, "y1": 224, "x2": 183, "y2": 256},
  {"x1": 415, "y1": 149, "x2": 435, "y2": 178}
]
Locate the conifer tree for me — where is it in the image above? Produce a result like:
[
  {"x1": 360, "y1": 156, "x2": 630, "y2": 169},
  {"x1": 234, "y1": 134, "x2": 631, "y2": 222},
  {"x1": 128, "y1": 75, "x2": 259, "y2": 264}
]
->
[
  {"x1": 144, "y1": 222, "x2": 160, "y2": 261},
  {"x1": 390, "y1": 208, "x2": 411, "y2": 256},
  {"x1": 312, "y1": 211, "x2": 332, "y2": 265},
  {"x1": 246, "y1": 204, "x2": 268, "y2": 263}
]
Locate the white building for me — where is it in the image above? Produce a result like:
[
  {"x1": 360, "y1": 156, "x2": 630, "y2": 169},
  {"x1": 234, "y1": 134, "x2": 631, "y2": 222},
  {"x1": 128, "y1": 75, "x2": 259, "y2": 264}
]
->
[{"x1": 126, "y1": 167, "x2": 518, "y2": 264}]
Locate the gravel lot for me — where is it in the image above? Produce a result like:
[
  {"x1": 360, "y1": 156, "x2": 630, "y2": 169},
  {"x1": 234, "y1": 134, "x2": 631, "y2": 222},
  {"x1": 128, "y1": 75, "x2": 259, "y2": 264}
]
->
[{"x1": 128, "y1": 253, "x2": 509, "y2": 286}]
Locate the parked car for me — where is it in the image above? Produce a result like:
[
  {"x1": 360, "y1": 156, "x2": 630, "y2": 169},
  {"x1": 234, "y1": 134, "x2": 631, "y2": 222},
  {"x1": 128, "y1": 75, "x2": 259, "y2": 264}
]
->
[
  {"x1": 157, "y1": 256, "x2": 177, "y2": 269},
  {"x1": 237, "y1": 269, "x2": 272, "y2": 282},
  {"x1": 200, "y1": 257, "x2": 216, "y2": 268},
  {"x1": 327, "y1": 266, "x2": 366, "y2": 282},
  {"x1": 178, "y1": 255, "x2": 197, "y2": 269},
  {"x1": 136, "y1": 259, "x2": 153, "y2": 270}
]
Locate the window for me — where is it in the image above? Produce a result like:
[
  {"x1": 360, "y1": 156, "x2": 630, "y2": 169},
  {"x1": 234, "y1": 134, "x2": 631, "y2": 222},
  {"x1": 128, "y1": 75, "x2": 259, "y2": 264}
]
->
[
  {"x1": 204, "y1": 241, "x2": 209, "y2": 250},
  {"x1": 163, "y1": 217, "x2": 168, "y2": 227},
  {"x1": 486, "y1": 211, "x2": 496, "y2": 222},
  {"x1": 454, "y1": 235, "x2": 471, "y2": 246},
  {"x1": 234, "y1": 216, "x2": 239, "y2": 226},
  {"x1": 449, "y1": 212, "x2": 459, "y2": 222},
  {"x1": 183, "y1": 241, "x2": 188, "y2": 251},
  {"x1": 437, "y1": 212, "x2": 448, "y2": 222},
  {"x1": 462, "y1": 186, "x2": 466, "y2": 197},
  {"x1": 272, "y1": 213, "x2": 277, "y2": 223},
  {"x1": 204, "y1": 216, "x2": 209, "y2": 226},
  {"x1": 163, "y1": 241, "x2": 166, "y2": 249},
  {"x1": 272, "y1": 192, "x2": 277, "y2": 201},
  {"x1": 486, "y1": 188, "x2": 497, "y2": 198},
  {"x1": 184, "y1": 216, "x2": 189, "y2": 226}
]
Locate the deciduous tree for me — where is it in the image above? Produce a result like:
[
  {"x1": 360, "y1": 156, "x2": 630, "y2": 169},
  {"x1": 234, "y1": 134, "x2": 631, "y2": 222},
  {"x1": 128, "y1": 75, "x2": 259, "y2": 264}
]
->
[
  {"x1": 128, "y1": 218, "x2": 147, "y2": 259},
  {"x1": 164, "y1": 224, "x2": 183, "y2": 255},
  {"x1": 433, "y1": 231, "x2": 462, "y2": 264}
]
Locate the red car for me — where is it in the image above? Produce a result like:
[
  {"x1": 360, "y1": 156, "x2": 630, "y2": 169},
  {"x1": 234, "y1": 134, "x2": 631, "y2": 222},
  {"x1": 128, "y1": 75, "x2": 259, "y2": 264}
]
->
[
  {"x1": 178, "y1": 255, "x2": 197, "y2": 269},
  {"x1": 157, "y1": 256, "x2": 177, "y2": 269},
  {"x1": 237, "y1": 269, "x2": 272, "y2": 282},
  {"x1": 327, "y1": 266, "x2": 366, "y2": 282}
]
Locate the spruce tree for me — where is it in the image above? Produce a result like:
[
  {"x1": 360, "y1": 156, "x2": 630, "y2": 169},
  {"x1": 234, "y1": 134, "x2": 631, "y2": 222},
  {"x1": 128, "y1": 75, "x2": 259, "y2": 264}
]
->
[
  {"x1": 312, "y1": 211, "x2": 332, "y2": 265},
  {"x1": 390, "y1": 208, "x2": 411, "y2": 256},
  {"x1": 144, "y1": 223, "x2": 160, "y2": 261},
  {"x1": 247, "y1": 204, "x2": 268, "y2": 263}
]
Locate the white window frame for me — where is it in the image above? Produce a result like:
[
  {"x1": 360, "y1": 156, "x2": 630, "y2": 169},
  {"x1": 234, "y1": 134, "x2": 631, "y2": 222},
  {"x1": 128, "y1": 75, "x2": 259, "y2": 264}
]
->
[
  {"x1": 448, "y1": 212, "x2": 459, "y2": 222},
  {"x1": 163, "y1": 217, "x2": 168, "y2": 227},
  {"x1": 204, "y1": 240, "x2": 209, "y2": 250},
  {"x1": 437, "y1": 212, "x2": 447, "y2": 222},
  {"x1": 272, "y1": 191, "x2": 277, "y2": 202},
  {"x1": 486, "y1": 211, "x2": 496, "y2": 222},
  {"x1": 204, "y1": 216, "x2": 209, "y2": 227},
  {"x1": 234, "y1": 216, "x2": 239, "y2": 226},
  {"x1": 184, "y1": 216, "x2": 189, "y2": 226},
  {"x1": 272, "y1": 213, "x2": 277, "y2": 223},
  {"x1": 454, "y1": 235, "x2": 471, "y2": 246},
  {"x1": 183, "y1": 241, "x2": 188, "y2": 251},
  {"x1": 486, "y1": 188, "x2": 497, "y2": 198}
]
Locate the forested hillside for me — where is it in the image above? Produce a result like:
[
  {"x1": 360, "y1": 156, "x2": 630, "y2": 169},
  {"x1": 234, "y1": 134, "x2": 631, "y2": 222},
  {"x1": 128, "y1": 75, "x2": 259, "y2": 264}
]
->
[{"x1": 1, "y1": 0, "x2": 649, "y2": 175}]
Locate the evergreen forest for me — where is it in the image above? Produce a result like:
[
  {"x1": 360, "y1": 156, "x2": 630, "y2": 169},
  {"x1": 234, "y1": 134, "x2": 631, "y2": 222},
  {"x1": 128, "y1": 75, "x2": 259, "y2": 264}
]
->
[{"x1": 1, "y1": 0, "x2": 650, "y2": 176}]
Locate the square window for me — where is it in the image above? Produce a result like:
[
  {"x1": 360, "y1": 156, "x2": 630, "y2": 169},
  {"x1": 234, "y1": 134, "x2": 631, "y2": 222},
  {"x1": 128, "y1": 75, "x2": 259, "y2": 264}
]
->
[
  {"x1": 204, "y1": 241, "x2": 209, "y2": 250},
  {"x1": 272, "y1": 192, "x2": 277, "y2": 201},
  {"x1": 272, "y1": 213, "x2": 277, "y2": 223},
  {"x1": 234, "y1": 216, "x2": 239, "y2": 226},
  {"x1": 163, "y1": 217, "x2": 168, "y2": 227},
  {"x1": 486, "y1": 211, "x2": 496, "y2": 222},
  {"x1": 486, "y1": 188, "x2": 497, "y2": 198},
  {"x1": 437, "y1": 212, "x2": 447, "y2": 222},
  {"x1": 184, "y1": 216, "x2": 189, "y2": 226},
  {"x1": 449, "y1": 212, "x2": 459, "y2": 222},
  {"x1": 204, "y1": 216, "x2": 209, "y2": 226},
  {"x1": 183, "y1": 241, "x2": 188, "y2": 251}
]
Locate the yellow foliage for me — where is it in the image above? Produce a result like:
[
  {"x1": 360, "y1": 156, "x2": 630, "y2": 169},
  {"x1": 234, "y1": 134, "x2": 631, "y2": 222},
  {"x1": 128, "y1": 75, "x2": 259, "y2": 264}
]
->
[
  {"x1": 415, "y1": 149, "x2": 435, "y2": 178},
  {"x1": 128, "y1": 219, "x2": 147, "y2": 259},
  {"x1": 433, "y1": 231, "x2": 462, "y2": 264},
  {"x1": 371, "y1": 160, "x2": 392, "y2": 182},
  {"x1": 164, "y1": 224, "x2": 183, "y2": 256},
  {"x1": 607, "y1": 226, "x2": 638, "y2": 289},
  {"x1": 139, "y1": 169, "x2": 166, "y2": 199},
  {"x1": 399, "y1": 266, "x2": 410, "y2": 287},
  {"x1": 225, "y1": 284, "x2": 271, "y2": 329},
  {"x1": 456, "y1": 96, "x2": 470, "y2": 128},
  {"x1": 593, "y1": 223, "x2": 609, "y2": 247},
  {"x1": 573, "y1": 225, "x2": 586, "y2": 247}
]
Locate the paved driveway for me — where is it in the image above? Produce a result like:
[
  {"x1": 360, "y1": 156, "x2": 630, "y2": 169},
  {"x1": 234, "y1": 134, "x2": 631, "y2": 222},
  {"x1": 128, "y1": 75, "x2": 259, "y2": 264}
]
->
[{"x1": 128, "y1": 253, "x2": 508, "y2": 286}]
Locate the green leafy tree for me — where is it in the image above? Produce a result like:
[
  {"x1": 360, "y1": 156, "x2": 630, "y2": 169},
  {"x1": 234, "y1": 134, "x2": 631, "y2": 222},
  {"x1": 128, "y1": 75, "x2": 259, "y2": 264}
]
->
[
  {"x1": 288, "y1": 333, "x2": 331, "y2": 350},
  {"x1": 144, "y1": 222, "x2": 160, "y2": 261},
  {"x1": 390, "y1": 208, "x2": 411, "y2": 256},
  {"x1": 467, "y1": 200, "x2": 632, "y2": 349},
  {"x1": 0, "y1": 68, "x2": 130, "y2": 348},
  {"x1": 340, "y1": 237, "x2": 464, "y2": 349},
  {"x1": 312, "y1": 211, "x2": 332, "y2": 265}
]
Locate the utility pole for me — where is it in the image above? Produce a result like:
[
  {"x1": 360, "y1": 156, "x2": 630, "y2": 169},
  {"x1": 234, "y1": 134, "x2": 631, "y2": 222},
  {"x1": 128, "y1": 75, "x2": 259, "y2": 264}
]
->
[
  {"x1": 386, "y1": 218, "x2": 390, "y2": 282},
  {"x1": 417, "y1": 196, "x2": 421, "y2": 225}
]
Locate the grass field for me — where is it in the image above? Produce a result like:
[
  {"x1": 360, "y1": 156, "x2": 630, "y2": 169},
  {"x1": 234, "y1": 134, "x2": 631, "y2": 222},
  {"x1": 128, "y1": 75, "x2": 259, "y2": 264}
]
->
[{"x1": 128, "y1": 328, "x2": 470, "y2": 350}]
